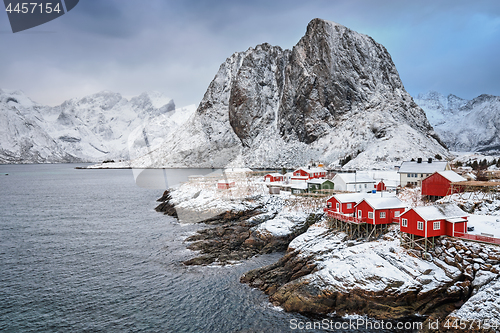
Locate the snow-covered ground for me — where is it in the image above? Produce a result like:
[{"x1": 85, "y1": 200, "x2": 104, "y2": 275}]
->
[
  {"x1": 468, "y1": 215, "x2": 500, "y2": 238},
  {"x1": 289, "y1": 225, "x2": 458, "y2": 295}
]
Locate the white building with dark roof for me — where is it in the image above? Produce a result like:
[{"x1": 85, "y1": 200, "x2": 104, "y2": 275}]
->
[{"x1": 398, "y1": 159, "x2": 450, "y2": 187}]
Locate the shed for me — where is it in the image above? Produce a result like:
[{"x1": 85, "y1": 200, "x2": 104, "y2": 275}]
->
[
  {"x1": 399, "y1": 203, "x2": 468, "y2": 238},
  {"x1": 375, "y1": 181, "x2": 386, "y2": 191},
  {"x1": 421, "y1": 170, "x2": 466, "y2": 199},
  {"x1": 291, "y1": 182, "x2": 308, "y2": 195},
  {"x1": 307, "y1": 179, "x2": 334, "y2": 193}
]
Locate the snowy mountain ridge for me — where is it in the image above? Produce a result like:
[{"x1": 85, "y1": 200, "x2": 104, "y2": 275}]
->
[
  {"x1": 129, "y1": 18, "x2": 448, "y2": 169},
  {"x1": 0, "y1": 89, "x2": 194, "y2": 163},
  {"x1": 415, "y1": 91, "x2": 500, "y2": 153}
]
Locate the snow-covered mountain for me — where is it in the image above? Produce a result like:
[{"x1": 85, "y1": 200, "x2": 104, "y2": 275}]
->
[
  {"x1": 415, "y1": 91, "x2": 500, "y2": 153},
  {"x1": 131, "y1": 18, "x2": 448, "y2": 169},
  {"x1": 0, "y1": 89, "x2": 194, "y2": 163}
]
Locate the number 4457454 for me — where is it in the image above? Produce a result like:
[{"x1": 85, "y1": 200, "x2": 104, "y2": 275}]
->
[{"x1": 6, "y1": 2, "x2": 61, "y2": 14}]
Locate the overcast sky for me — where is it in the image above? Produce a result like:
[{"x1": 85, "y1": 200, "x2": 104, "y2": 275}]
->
[{"x1": 1, "y1": 0, "x2": 499, "y2": 107}]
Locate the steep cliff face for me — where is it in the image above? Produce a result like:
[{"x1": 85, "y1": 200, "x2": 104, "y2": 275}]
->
[
  {"x1": 416, "y1": 91, "x2": 500, "y2": 153},
  {"x1": 133, "y1": 18, "x2": 449, "y2": 169}
]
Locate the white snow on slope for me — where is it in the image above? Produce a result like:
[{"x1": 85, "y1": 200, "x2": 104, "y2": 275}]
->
[{"x1": 0, "y1": 89, "x2": 193, "y2": 163}]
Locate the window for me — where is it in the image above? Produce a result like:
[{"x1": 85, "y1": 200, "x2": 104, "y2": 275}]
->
[
  {"x1": 394, "y1": 211, "x2": 400, "y2": 217},
  {"x1": 433, "y1": 221, "x2": 441, "y2": 230},
  {"x1": 402, "y1": 218, "x2": 407, "y2": 227},
  {"x1": 417, "y1": 221, "x2": 424, "y2": 230},
  {"x1": 336, "y1": 203, "x2": 339, "y2": 211},
  {"x1": 358, "y1": 210, "x2": 362, "y2": 218},
  {"x1": 364, "y1": 184, "x2": 367, "y2": 188},
  {"x1": 368, "y1": 212, "x2": 373, "y2": 219},
  {"x1": 421, "y1": 174, "x2": 424, "y2": 177},
  {"x1": 327, "y1": 202, "x2": 332, "y2": 208},
  {"x1": 380, "y1": 212, "x2": 386, "y2": 218},
  {"x1": 347, "y1": 203, "x2": 352, "y2": 209}
]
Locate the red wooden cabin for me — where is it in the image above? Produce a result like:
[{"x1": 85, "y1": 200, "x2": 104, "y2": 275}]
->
[
  {"x1": 326, "y1": 193, "x2": 397, "y2": 215},
  {"x1": 293, "y1": 167, "x2": 327, "y2": 180},
  {"x1": 421, "y1": 171, "x2": 466, "y2": 198},
  {"x1": 354, "y1": 197, "x2": 406, "y2": 225},
  {"x1": 399, "y1": 203, "x2": 468, "y2": 238},
  {"x1": 264, "y1": 173, "x2": 284, "y2": 183}
]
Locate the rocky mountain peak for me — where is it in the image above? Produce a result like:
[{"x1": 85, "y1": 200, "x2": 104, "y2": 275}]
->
[{"x1": 137, "y1": 18, "x2": 448, "y2": 169}]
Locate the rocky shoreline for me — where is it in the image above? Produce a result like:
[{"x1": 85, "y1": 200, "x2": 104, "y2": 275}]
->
[
  {"x1": 155, "y1": 189, "x2": 320, "y2": 266},
  {"x1": 156, "y1": 189, "x2": 500, "y2": 332}
]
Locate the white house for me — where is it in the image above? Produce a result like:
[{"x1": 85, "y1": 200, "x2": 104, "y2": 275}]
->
[
  {"x1": 331, "y1": 173, "x2": 376, "y2": 192},
  {"x1": 398, "y1": 159, "x2": 450, "y2": 187}
]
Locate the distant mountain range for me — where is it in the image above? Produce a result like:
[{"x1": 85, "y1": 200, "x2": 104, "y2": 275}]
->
[
  {"x1": 415, "y1": 91, "x2": 500, "y2": 154},
  {"x1": 0, "y1": 89, "x2": 195, "y2": 163},
  {"x1": 3, "y1": 19, "x2": 498, "y2": 167}
]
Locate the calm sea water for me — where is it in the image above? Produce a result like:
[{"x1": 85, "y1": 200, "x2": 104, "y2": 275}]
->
[{"x1": 0, "y1": 164, "x2": 348, "y2": 333}]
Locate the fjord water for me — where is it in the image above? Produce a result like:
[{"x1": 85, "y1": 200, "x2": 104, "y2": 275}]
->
[{"x1": 0, "y1": 164, "x2": 323, "y2": 333}]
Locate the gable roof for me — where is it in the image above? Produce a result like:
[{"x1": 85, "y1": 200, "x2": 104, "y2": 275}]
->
[
  {"x1": 295, "y1": 167, "x2": 326, "y2": 174},
  {"x1": 333, "y1": 173, "x2": 375, "y2": 184},
  {"x1": 307, "y1": 178, "x2": 332, "y2": 185},
  {"x1": 265, "y1": 173, "x2": 283, "y2": 177},
  {"x1": 436, "y1": 170, "x2": 466, "y2": 182},
  {"x1": 398, "y1": 161, "x2": 449, "y2": 174},
  {"x1": 360, "y1": 197, "x2": 406, "y2": 210},
  {"x1": 329, "y1": 192, "x2": 396, "y2": 204},
  {"x1": 412, "y1": 203, "x2": 468, "y2": 221}
]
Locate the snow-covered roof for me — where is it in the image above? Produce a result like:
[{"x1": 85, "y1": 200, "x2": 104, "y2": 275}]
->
[
  {"x1": 296, "y1": 167, "x2": 326, "y2": 174},
  {"x1": 413, "y1": 203, "x2": 468, "y2": 221},
  {"x1": 291, "y1": 183, "x2": 308, "y2": 190},
  {"x1": 333, "y1": 173, "x2": 375, "y2": 184},
  {"x1": 284, "y1": 172, "x2": 293, "y2": 177},
  {"x1": 446, "y1": 217, "x2": 467, "y2": 223},
  {"x1": 307, "y1": 178, "x2": 331, "y2": 184},
  {"x1": 217, "y1": 180, "x2": 235, "y2": 184},
  {"x1": 265, "y1": 173, "x2": 283, "y2": 177},
  {"x1": 398, "y1": 161, "x2": 449, "y2": 174},
  {"x1": 361, "y1": 197, "x2": 406, "y2": 210},
  {"x1": 330, "y1": 192, "x2": 396, "y2": 203},
  {"x1": 436, "y1": 170, "x2": 466, "y2": 182}
]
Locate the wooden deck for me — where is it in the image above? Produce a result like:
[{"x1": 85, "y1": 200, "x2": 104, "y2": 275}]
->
[{"x1": 454, "y1": 232, "x2": 500, "y2": 245}]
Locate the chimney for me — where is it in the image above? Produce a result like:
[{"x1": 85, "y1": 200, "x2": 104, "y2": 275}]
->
[
  {"x1": 417, "y1": 158, "x2": 422, "y2": 163},
  {"x1": 428, "y1": 158, "x2": 432, "y2": 163}
]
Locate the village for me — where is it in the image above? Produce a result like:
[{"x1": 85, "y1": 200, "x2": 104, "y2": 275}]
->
[
  {"x1": 154, "y1": 157, "x2": 500, "y2": 327},
  {"x1": 210, "y1": 157, "x2": 500, "y2": 255}
]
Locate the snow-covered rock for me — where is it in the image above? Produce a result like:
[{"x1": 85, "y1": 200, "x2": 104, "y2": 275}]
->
[
  {"x1": 131, "y1": 18, "x2": 448, "y2": 170},
  {"x1": 415, "y1": 91, "x2": 500, "y2": 153}
]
